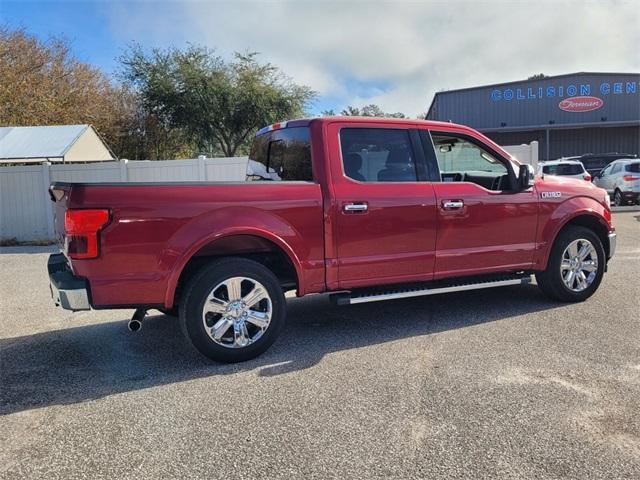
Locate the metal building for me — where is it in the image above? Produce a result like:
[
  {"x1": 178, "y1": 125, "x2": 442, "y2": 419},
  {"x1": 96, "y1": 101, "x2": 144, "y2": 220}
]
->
[
  {"x1": 0, "y1": 124, "x2": 115, "y2": 164},
  {"x1": 426, "y1": 72, "x2": 640, "y2": 160}
]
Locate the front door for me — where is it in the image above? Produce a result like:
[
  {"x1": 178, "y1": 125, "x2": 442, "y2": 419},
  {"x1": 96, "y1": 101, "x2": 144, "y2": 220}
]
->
[
  {"x1": 595, "y1": 163, "x2": 614, "y2": 193},
  {"x1": 425, "y1": 130, "x2": 539, "y2": 279},
  {"x1": 327, "y1": 123, "x2": 438, "y2": 290}
]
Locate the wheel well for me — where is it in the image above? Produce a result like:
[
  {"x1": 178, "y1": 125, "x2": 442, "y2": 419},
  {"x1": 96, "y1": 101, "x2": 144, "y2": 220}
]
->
[
  {"x1": 173, "y1": 235, "x2": 298, "y2": 307},
  {"x1": 560, "y1": 215, "x2": 610, "y2": 257}
]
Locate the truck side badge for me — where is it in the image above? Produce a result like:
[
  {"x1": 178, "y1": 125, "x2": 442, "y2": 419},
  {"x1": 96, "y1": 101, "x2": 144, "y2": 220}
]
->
[{"x1": 541, "y1": 191, "x2": 561, "y2": 198}]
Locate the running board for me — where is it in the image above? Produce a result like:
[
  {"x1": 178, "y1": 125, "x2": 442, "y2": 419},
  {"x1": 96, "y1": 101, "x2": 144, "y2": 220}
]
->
[{"x1": 331, "y1": 275, "x2": 533, "y2": 306}]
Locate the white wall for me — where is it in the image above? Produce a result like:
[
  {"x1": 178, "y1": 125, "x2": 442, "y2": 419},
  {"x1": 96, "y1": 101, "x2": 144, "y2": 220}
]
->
[
  {"x1": 503, "y1": 141, "x2": 539, "y2": 170},
  {"x1": 64, "y1": 127, "x2": 115, "y2": 162},
  {"x1": 0, "y1": 157, "x2": 248, "y2": 242}
]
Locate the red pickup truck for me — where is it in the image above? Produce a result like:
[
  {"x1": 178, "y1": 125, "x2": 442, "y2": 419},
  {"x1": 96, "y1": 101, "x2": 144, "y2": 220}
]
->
[{"x1": 48, "y1": 117, "x2": 616, "y2": 362}]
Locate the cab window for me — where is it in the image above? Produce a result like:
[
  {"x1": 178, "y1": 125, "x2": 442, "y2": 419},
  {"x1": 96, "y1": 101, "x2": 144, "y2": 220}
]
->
[
  {"x1": 430, "y1": 134, "x2": 510, "y2": 191},
  {"x1": 248, "y1": 127, "x2": 313, "y2": 181},
  {"x1": 339, "y1": 128, "x2": 417, "y2": 182}
]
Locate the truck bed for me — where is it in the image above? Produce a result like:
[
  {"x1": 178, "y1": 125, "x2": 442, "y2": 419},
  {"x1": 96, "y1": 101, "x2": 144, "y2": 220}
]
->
[{"x1": 50, "y1": 181, "x2": 325, "y2": 307}]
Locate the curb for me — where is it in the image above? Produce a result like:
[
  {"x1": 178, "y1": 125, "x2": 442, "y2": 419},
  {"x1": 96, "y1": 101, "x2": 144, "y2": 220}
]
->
[{"x1": 611, "y1": 205, "x2": 640, "y2": 212}]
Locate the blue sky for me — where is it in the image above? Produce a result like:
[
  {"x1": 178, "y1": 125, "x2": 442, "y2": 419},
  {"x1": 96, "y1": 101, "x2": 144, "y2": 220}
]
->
[
  {"x1": 3, "y1": 1, "x2": 120, "y2": 72},
  {"x1": 2, "y1": 0, "x2": 639, "y2": 116}
]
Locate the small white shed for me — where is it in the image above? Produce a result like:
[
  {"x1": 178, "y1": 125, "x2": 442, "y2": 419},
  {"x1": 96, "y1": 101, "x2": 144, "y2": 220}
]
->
[{"x1": 0, "y1": 124, "x2": 115, "y2": 164}]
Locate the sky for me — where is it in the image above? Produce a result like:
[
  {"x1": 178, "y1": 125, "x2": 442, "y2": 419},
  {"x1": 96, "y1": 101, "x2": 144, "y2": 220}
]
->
[{"x1": 2, "y1": 0, "x2": 639, "y2": 117}]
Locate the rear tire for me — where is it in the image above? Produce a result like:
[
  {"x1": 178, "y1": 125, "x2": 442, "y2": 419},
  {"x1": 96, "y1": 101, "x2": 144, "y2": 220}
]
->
[
  {"x1": 179, "y1": 257, "x2": 286, "y2": 362},
  {"x1": 536, "y1": 226, "x2": 605, "y2": 302}
]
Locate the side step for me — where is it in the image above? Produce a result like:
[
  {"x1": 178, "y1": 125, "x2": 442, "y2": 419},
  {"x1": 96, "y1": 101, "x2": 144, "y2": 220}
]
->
[{"x1": 331, "y1": 274, "x2": 533, "y2": 306}]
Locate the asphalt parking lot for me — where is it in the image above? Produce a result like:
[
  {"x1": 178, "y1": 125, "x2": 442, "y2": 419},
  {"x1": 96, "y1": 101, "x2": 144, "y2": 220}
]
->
[{"x1": 1, "y1": 212, "x2": 639, "y2": 479}]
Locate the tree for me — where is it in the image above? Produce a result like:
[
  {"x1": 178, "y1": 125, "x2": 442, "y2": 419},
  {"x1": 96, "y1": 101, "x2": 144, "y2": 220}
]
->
[
  {"x1": 338, "y1": 104, "x2": 406, "y2": 118},
  {"x1": 528, "y1": 73, "x2": 547, "y2": 80},
  {"x1": 120, "y1": 46, "x2": 316, "y2": 157},
  {"x1": 0, "y1": 27, "x2": 133, "y2": 156},
  {"x1": 111, "y1": 92, "x2": 195, "y2": 160}
]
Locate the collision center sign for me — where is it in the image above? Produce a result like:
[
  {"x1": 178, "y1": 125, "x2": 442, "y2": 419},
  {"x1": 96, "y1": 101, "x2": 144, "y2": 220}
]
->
[
  {"x1": 558, "y1": 96, "x2": 604, "y2": 112},
  {"x1": 490, "y1": 79, "x2": 639, "y2": 113}
]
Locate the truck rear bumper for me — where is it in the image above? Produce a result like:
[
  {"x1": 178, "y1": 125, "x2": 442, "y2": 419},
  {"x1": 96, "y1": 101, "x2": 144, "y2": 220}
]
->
[
  {"x1": 608, "y1": 232, "x2": 617, "y2": 260},
  {"x1": 48, "y1": 253, "x2": 91, "y2": 311}
]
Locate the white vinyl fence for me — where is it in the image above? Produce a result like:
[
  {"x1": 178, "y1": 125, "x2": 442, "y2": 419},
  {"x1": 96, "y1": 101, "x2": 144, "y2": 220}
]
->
[
  {"x1": 503, "y1": 141, "x2": 539, "y2": 170},
  {"x1": 0, "y1": 157, "x2": 248, "y2": 242}
]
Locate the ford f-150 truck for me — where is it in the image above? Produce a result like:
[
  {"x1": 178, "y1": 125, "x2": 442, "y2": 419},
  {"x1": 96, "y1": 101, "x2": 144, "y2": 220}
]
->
[{"x1": 48, "y1": 117, "x2": 616, "y2": 362}]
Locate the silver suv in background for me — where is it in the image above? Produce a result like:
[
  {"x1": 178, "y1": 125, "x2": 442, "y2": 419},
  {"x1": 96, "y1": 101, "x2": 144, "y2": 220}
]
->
[
  {"x1": 593, "y1": 159, "x2": 640, "y2": 206},
  {"x1": 538, "y1": 160, "x2": 591, "y2": 181}
]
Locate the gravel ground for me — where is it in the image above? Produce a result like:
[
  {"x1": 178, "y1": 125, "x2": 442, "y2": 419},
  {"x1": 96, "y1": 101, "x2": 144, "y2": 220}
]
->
[{"x1": 1, "y1": 212, "x2": 639, "y2": 479}]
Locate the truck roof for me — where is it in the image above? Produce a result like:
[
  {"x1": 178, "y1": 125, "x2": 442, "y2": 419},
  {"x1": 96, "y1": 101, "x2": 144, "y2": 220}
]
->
[{"x1": 257, "y1": 116, "x2": 467, "y2": 136}]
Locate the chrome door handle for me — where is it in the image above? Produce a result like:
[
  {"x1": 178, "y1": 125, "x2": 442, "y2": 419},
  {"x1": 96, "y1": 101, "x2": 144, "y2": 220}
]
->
[
  {"x1": 343, "y1": 202, "x2": 368, "y2": 212},
  {"x1": 442, "y1": 200, "x2": 464, "y2": 209}
]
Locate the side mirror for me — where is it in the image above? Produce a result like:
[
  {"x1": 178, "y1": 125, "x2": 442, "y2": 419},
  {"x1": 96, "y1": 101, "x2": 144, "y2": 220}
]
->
[{"x1": 518, "y1": 164, "x2": 535, "y2": 190}]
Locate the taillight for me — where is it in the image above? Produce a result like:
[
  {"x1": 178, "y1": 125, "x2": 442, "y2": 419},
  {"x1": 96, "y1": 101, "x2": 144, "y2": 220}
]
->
[
  {"x1": 623, "y1": 175, "x2": 640, "y2": 181},
  {"x1": 583, "y1": 174, "x2": 591, "y2": 181},
  {"x1": 64, "y1": 209, "x2": 110, "y2": 259}
]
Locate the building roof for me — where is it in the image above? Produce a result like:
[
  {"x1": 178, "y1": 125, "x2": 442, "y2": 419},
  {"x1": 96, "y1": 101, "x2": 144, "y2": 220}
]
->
[
  {"x1": 0, "y1": 124, "x2": 89, "y2": 160},
  {"x1": 430, "y1": 72, "x2": 640, "y2": 97}
]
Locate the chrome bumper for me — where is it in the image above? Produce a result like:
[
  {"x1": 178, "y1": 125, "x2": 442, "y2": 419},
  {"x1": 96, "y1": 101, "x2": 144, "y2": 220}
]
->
[
  {"x1": 608, "y1": 232, "x2": 617, "y2": 260},
  {"x1": 48, "y1": 253, "x2": 91, "y2": 311}
]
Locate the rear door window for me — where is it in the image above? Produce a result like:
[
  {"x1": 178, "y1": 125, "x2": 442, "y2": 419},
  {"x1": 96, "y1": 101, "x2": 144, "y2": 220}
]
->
[
  {"x1": 248, "y1": 127, "x2": 313, "y2": 181},
  {"x1": 339, "y1": 128, "x2": 417, "y2": 182}
]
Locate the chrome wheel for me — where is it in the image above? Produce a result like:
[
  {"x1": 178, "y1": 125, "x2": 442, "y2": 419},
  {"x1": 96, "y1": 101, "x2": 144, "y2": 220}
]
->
[
  {"x1": 202, "y1": 276, "x2": 272, "y2": 349},
  {"x1": 560, "y1": 239, "x2": 598, "y2": 292}
]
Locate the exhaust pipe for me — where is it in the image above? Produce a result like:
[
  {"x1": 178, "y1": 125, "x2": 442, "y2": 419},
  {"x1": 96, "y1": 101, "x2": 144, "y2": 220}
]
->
[
  {"x1": 128, "y1": 319, "x2": 142, "y2": 332},
  {"x1": 128, "y1": 308, "x2": 147, "y2": 332}
]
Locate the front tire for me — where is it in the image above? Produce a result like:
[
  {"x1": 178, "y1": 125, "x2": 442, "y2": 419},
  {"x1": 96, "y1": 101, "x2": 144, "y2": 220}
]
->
[
  {"x1": 536, "y1": 226, "x2": 605, "y2": 302},
  {"x1": 179, "y1": 257, "x2": 286, "y2": 362},
  {"x1": 614, "y1": 189, "x2": 623, "y2": 206}
]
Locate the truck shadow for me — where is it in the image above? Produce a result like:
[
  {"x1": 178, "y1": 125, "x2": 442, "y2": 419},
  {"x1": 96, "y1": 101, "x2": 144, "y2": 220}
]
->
[{"x1": 1, "y1": 285, "x2": 563, "y2": 415}]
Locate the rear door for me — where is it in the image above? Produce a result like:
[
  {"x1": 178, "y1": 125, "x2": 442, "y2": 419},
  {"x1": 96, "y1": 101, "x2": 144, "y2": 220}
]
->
[
  {"x1": 422, "y1": 129, "x2": 539, "y2": 279},
  {"x1": 326, "y1": 122, "x2": 438, "y2": 290}
]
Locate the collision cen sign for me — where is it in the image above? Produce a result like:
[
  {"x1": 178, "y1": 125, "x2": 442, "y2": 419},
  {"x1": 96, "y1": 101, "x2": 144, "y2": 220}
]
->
[{"x1": 490, "y1": 80, "x2": 638, "y2": 112}]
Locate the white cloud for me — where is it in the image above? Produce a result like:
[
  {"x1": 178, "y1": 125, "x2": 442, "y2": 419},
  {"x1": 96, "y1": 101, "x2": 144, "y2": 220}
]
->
[{"x1": 106, "y1": 0, "x2": 640, "y2": 116}]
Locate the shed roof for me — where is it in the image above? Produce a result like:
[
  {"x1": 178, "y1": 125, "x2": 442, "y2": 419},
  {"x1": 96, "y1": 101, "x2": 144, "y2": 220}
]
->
[{"x1": 0, "y1": 124, "x2": 89, "y2": 159}]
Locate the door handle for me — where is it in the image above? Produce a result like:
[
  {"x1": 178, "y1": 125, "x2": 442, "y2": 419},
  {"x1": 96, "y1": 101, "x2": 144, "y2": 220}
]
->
[
  {"x1": 343, "y1": 202, "x2": 368, "y2": 213},
  {"x1": 442, "y1": 200, "x2": 464, "y2": 209}
]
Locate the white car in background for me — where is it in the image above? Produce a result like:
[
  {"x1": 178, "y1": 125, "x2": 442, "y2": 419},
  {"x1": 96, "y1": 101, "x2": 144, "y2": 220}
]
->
[
  {"x1": 593, "y1": 159, "x2": 640, "y2": 206},
  {"x1": 538, "y1": 160, "x2": 591, "y2": 181}
]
